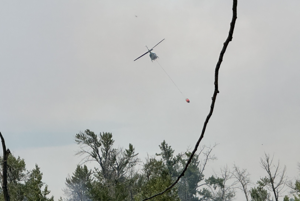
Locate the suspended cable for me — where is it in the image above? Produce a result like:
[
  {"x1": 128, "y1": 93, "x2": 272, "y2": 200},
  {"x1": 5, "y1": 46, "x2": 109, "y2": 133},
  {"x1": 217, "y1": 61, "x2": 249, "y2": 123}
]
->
[{"x1": 156, "y1": 60, "x2": 190, "y2": 103}]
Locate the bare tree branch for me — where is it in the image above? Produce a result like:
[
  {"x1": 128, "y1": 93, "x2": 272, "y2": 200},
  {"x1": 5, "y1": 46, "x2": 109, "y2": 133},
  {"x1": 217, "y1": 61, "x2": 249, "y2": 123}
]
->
[
  {"x1": 233, "y1": 165, "x2": 251, "y2": 201},
  {"x1": 216, "y1": 166, "x2": 236, "y2": 200},
  {"x1": 260, "y1": 153, "x2": 287, "y2": 201},
  {"x1": 199, "y1": 144, "x2": 217, "y2": 175},
  {"x1": 142, "y1": 0, "x2": 238, "y2": 200}
]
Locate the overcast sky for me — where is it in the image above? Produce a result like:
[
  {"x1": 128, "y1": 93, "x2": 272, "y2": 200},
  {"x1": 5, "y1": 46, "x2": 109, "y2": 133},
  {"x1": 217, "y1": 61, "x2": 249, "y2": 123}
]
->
[{"x1": 1, "y1": 0, "x2": 300, "y2": 200}]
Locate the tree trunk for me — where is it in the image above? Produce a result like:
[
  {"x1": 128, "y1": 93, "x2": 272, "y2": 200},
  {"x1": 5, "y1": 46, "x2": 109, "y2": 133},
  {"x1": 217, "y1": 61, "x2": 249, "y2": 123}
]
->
[{"x1": 0, "y1": 132, "x2": 10, "y2": 201}]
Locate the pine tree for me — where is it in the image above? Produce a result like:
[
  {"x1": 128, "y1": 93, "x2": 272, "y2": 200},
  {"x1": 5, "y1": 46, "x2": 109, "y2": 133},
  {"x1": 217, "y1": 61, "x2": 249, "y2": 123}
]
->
[
  {"x1": 64, "y1": 165, "x2": 92, "y2": 201},
  {"x1": 0, "y1": 155, "x2": 54, "y2": 201},
  {"x1": 24, "y1": 165, "x2": 54, "y2": 201}
]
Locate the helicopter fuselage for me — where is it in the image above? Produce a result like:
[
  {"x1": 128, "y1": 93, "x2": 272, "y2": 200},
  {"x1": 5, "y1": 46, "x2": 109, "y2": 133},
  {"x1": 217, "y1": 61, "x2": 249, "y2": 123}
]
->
[{"x1": 149, "y1": 52, "x2": 158, "y2": 61}]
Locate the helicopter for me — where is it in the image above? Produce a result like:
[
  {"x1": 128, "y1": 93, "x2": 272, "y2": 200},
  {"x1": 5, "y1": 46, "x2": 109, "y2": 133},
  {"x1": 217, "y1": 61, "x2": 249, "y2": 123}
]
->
[
  {"x1": 133, "y1": 38, "x2": 190, "y2": 103},
  {"x1": 134, "y1": 39, "x2": 165, "y2": 61}
]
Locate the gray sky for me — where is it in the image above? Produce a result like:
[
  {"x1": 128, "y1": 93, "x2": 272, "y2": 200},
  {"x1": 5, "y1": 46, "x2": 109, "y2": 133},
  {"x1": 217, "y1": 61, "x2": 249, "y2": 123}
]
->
[{"x1": 1, "y1": 0, "x2": 300, "y2": 200}]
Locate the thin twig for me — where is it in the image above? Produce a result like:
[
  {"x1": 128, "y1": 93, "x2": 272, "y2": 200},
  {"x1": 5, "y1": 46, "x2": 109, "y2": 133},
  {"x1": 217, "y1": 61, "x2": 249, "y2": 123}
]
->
[{"x1": 142, "y1": 1, "x2": 238, "y2": 200}]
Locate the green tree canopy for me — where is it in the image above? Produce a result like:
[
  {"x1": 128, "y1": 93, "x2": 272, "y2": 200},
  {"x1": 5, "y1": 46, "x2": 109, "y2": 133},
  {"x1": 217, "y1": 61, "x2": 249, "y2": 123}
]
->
[
  {"x1": 250, "y1": 180, "x2": 269, "y2": 201},
  {"x1": 64, "y1": 165, "x2": 92, "y2": 201},
  {"x1": 134, "y1": 157, "x2": 180, "y2": 201},
  {"x1": 74, "y1": 130, "x2": 139, "y2": 200},
  {"x1": 0, "y1": 155, "x2": 53, "y2": 201}
]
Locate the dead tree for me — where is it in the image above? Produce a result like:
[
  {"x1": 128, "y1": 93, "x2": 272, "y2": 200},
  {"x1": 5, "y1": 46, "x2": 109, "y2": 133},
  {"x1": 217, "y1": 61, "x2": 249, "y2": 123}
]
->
[
  {"x1": 233, "y1": 165, "x2": 251, "y2": 201},
  {"x1": 260, "y1": 153, "x2": 286, "y2": 201},
  {"x1": 0, "y1": 132, "x2": 10, "y2": 201}
]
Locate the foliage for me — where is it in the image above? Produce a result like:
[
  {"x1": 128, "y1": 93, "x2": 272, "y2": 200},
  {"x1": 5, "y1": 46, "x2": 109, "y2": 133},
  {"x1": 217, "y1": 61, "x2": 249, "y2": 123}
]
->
[
  {"x1": 0, "y1": 155, "x2": 54, "y2": 201},
  {"x1": 198, "y1": 165, "x2": 236, "y2": 201},
  {"x1": 71, "y1": 137, "x2": 219, "y2": 200},
  {"x1": 250, "y1": 180, "x2": 269, "y2": 201},
  {"x1": 134, "y1": 157, "x2": 180, "y2": 201},
  {"x1": 64, "y1": 165, "x2": 93, "y2": 201},
  {"x1": 69, "y1": 132, "x2": 300, "y2": 201},
  {"x1": 24, "y1": 165, "x2": 54, "y2": 201},
  {"x1": 294, "y1": 180, "x2": 300, "y2": 201},
  {"x1": 285, "y1": 180, "x2": 300, "y2": 201},
  {"x1": 75, "y1": 130, "x2": 138, "y2": 182},
  {"x1": 0, "y1": 155, "x2": 27, "y2": 200},
  {"x1": 259, "y1": 154, "x2": 286, "y2": 201},
  {"x1": 74, "y1": 130, "x2": 139, "y2": 200},
  {"x1": 177, "y1": 151, "x2": 203, "y2": 201},
  {"x1": 155, "y1": 141, "x2": 223, "y2": 201},
  {"x1": 199, "y1": 174, "x2": 235, "y2": 201},
  {"x1": 156, "y1": 140, "x2": 181, "y2": 178}
]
